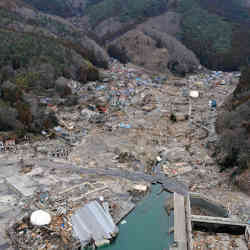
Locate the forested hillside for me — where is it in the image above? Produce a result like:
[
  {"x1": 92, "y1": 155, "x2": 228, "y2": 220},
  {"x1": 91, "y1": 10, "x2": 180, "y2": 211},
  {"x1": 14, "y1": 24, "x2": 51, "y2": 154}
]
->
[
  {"x1": 216, "y1": 66, "x2": 250, "y2": 192},
  {"x1": 178, "y1": 0, "x2": 250, "y2": 70},
  {"x1": 22, "y1": 0, "x2": 86, "y2": 17},
  {"x1": 0, "y1": 0, "x2": 105, "y2": 137},
  {"x1": 85, "y1": 0, "x2": 169, "y2": 27},
  {"x1": 85, "y1": 0, "x2": 250, "y2": 71},
  {"x1": 20, "y1": 0, "x2": 250, "y2": 71}
]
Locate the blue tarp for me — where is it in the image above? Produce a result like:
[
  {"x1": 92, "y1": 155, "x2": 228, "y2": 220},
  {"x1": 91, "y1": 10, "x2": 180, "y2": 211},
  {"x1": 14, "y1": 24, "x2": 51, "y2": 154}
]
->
[
  {"x1": 119, "y1": 123, "x2": 131, "y2": 129},
  {"x1": 209, "y1": 100, "x2": 217, "y2": 108}
]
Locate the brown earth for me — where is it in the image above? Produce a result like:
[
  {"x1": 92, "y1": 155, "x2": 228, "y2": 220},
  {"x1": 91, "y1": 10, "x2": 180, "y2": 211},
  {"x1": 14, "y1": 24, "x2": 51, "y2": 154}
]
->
[{"x1": 108, "y1": 28, "x2": 200, "y2": 75}]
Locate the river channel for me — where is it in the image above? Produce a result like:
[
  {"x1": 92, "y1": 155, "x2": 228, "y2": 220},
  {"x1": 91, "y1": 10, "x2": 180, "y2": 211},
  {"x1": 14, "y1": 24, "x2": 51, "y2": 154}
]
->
[{"x1": 103, "y1": 185, "x2": 174, "y2": 250}]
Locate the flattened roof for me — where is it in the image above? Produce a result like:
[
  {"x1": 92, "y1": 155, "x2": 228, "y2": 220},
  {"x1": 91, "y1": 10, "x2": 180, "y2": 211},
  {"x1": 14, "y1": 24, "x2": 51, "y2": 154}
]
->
[{"x1": 71, "y1": 201, "x2": 118, "y2": 246}]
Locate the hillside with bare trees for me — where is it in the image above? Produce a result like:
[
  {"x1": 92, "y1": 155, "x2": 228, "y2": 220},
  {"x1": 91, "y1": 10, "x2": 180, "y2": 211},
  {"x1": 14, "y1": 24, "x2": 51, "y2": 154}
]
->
[
  {"x1": 107, "y1": 28, "x2": 200, "y2": 75},
  {"x1": 216, "y1": 66, "x2": 250, "y2": 193}
]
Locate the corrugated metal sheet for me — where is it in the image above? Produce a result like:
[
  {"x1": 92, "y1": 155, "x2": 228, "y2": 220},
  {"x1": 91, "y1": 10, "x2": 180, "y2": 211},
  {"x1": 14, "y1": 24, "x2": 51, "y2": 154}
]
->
[
  {"x1": 71, "y1": 201, "x2": 118, "y2": 247},
  {"x1": 71, "y1": 213, "x2": 92, "y2": 246}
]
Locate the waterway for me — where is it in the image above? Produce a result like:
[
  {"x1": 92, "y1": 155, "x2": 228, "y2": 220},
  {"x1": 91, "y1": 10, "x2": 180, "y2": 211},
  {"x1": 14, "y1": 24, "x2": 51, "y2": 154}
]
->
[{"x1": 103, "y1": 185, "x2": 174, "y2": 250}]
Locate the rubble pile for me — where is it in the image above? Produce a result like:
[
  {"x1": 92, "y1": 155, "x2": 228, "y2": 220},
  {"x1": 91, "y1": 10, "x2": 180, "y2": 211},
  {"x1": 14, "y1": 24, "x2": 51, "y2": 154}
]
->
[
  {"x1": 0, "y1": 58, "x2": 249, "y2": 249},
  {"x1": 5, "y1": 173, "x2": 139, "y2": 249},
  {"x1": 192, "y1": 231, "x2": 248, "y2": 250},
  {"x1": 7, "y1": 192, "x2": 78, "y2": 250}
]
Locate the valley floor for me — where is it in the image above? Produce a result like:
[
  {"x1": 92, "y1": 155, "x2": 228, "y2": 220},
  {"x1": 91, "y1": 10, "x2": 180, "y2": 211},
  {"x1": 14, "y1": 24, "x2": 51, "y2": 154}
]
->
[{"x1": 0, "y1": 60, "x2": 249, "y2": 249}]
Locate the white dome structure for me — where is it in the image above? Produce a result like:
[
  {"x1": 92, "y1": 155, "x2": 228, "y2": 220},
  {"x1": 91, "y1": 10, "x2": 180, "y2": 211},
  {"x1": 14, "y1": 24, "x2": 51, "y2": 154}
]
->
[{"x1": 30, "y1": 210, "x2": 52, "y2": 226}]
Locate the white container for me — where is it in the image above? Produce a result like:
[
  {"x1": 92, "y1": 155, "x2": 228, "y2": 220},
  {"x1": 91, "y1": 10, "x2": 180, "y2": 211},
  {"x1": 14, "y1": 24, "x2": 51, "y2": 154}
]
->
[{"x1": 30, "y1": 210, "x2": 51, "y2": 226}]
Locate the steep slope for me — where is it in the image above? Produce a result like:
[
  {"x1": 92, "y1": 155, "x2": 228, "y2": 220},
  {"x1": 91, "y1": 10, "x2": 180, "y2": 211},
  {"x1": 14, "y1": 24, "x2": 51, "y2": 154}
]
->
[
  {"x1": 137, "y1": 11, "x2": 181, "y2": 37},
  {"x1": 85, "y1": 0, "x2": 169, "y2": 27},
  {"x1": 0, "y1": 1, "x2": 108, "y2": 137},
  {"x1": 216, "y1": 67, "x2": 250, "y2": 193},
  {"x1": 83, "y1": 0, "x2": 250, "y2": 71},
  {"x1": 0, "y1": 28, "x2": 100, "y2": 135},
  {"x1": 22, "y1": 0, "x2": 87, "y2": 17},
  {"x1": 108, "y1": 28, "x2": 199, "y2": 75},
  {"x1": 108, "y1": 30, "x2": 171, "y2": 73},
  {"x1": 178, "y1": 0, "x2": 250, "y2": 70},
  {"x1": 0, "y1": 1, "x2": 109, "y2": 69},
  {"x1": 18, "y1": 0, "x2": 250, "y2": 71},
  {"x1": 0, "y1": 0, "x2": 32, "y2": 9}
]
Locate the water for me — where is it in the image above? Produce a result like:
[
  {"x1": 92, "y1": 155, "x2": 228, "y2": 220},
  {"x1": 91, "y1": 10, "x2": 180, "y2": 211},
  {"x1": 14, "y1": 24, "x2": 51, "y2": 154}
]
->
[{"x1": 102, "y1": 185, "x2": 174, "y2": 250}]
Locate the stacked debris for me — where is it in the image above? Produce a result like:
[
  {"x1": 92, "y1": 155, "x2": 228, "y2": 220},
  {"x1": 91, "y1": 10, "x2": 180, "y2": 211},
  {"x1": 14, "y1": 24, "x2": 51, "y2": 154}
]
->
[
  {"x1": 193, "y1": 231, "x2": 248, "y2": 250},
  {"x1": 7, "y1": 191, "x2": 78, "y2": 250},
  {"x1": 2, "y1": 58, "x2": 249, "y2": 250},
  {"x1": 7, "y1": 190, "x2": 118, "y2": 249}
]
